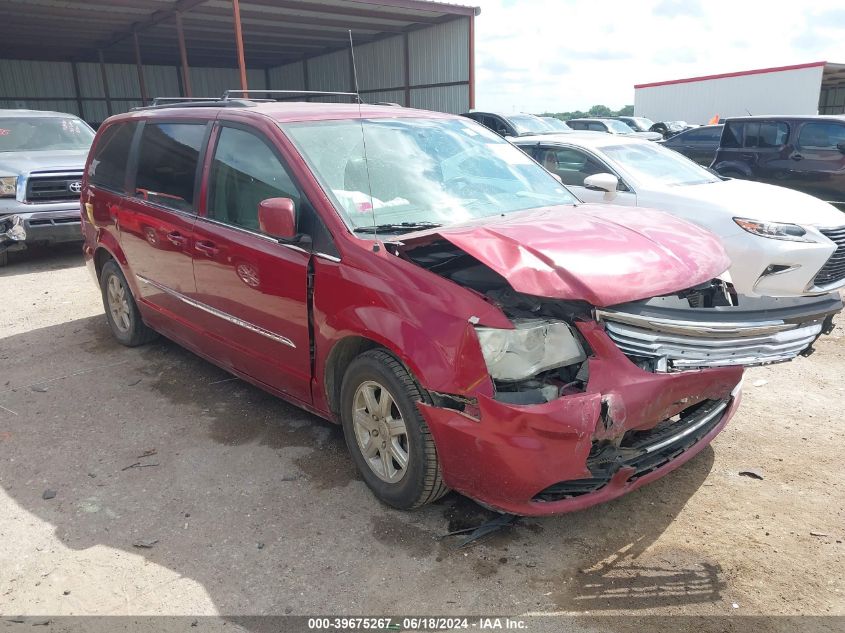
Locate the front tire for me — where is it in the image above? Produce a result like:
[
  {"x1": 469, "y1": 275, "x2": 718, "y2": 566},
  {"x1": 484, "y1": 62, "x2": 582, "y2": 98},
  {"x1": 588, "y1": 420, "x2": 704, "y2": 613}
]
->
[
  {"x1": 340, "y1": 349, "x2": 448, "y2": 510},
  {"x1": 99, "y1": 259, "x2": 158, "y2": 347}
]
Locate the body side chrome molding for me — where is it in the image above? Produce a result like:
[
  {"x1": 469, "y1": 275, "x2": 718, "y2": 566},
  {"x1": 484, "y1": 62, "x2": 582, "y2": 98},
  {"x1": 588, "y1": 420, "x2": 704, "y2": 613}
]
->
[{"x1": 136, "y1": 274, "x2": 296, "y2": 348}]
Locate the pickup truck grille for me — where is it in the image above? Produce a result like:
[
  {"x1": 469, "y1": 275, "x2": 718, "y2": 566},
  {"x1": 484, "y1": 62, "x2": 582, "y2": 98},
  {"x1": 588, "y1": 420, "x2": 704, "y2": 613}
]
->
[
  {"x1": 25, "y1": 172, "x2": 83, "y2": 203},
  {"x1": 814, "y1": 226, "x2": 845, "y2": 286}
]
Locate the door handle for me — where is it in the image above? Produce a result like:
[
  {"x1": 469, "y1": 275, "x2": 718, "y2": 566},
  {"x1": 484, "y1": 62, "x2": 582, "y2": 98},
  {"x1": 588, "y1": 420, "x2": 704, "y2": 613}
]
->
[
  {"x1": 790, "y1": 153, "x2": 804, "y2": 161},
  {"x1": 166, "y1": 231, "x2": 186, "y2": 245},
  {"x1": 195, "y1": 240, "x2": 219, "y2": 257}
]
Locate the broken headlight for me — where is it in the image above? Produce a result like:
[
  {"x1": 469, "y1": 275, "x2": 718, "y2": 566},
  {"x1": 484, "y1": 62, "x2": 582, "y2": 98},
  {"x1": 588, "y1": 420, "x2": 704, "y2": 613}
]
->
[
  {"x1": 474, "y1": 319, "x2": 586, "y2": 382},
  {"x1": 733, "y1": 218, "x2": 812, "y2": 243},
  {"x1": 0, "y1": 176, "x2": 16, "y2": 198}
]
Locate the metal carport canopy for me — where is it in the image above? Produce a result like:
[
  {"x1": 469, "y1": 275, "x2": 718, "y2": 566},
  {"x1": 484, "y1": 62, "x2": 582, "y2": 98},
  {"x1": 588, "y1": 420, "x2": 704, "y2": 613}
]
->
[{"x1": 0, "y1": 0, "x2": 478, "y2": 107}]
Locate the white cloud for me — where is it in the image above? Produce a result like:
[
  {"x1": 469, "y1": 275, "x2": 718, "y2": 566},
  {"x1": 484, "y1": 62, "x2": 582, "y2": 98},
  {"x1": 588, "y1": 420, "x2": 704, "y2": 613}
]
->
[{"x1": 472, "y1": 0, "x2": 844, "y2": 113}]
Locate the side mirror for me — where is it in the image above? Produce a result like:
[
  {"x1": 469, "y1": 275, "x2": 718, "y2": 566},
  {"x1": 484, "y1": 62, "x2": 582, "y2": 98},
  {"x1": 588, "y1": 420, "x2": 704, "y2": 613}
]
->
[
  {"x1": 584, "y1": 173, "x2": 619, "y2": 193},
  {"x1": 837, "y1": 142, "x2": 845, "y2": 154},
  {"x1": 258, "y1": 197, "x2": 296, "y2": 240}
]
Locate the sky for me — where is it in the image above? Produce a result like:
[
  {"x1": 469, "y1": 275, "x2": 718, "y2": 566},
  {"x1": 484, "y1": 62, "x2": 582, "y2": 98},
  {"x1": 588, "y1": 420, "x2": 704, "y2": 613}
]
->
[{"x1": 472, "y1": 0, "x2": 845, "y2": 113}]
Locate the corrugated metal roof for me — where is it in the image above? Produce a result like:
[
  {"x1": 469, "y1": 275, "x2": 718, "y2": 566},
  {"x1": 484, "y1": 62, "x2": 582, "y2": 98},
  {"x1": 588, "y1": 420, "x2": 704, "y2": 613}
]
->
[{"x1": 0, "y1": 0, "x2": 479, "y2": 68}]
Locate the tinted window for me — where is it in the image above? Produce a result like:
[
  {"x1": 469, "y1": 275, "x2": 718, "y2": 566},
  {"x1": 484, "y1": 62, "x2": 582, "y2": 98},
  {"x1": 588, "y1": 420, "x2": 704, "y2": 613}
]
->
[
  {"x1": 743, "y1": 122, "x2": 788, "y2": 148},
  {"x1": 683, "y1": 127, "x2": 722, "y2": 142},
  {"x1": 89, "y1": 122, "x2": 138, "y2": 191},
  {"x1": 798, "y1": 122, "x2": 845, "y2": 149},
  {"x1": 568, "y1": 121, "x2": 587, "y2": 130},
  {"x1": 134, "y1": 122, "x2": 206, "y2": 212},
  {"x1": 588, "y1": 122, "x2": 607, "y2": 132},
  {"x1": 721, "y1": 122, "x2": 743, "y2": 148},
  {"x1": 207, "y1": 126, "x2": 302, "y2": 233}
]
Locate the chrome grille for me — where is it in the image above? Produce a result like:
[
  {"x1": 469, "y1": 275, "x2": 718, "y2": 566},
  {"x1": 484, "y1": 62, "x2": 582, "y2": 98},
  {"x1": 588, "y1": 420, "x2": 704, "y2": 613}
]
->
[
  {"x1": 814, "y1": 226, "x2": 845, "y2": 287},
  {"x1": 24, "y1": 172, "x2": 83, "y2": 203},
  {"x1": 597, "y1": 309, "x2": 823, "y2": 371}
]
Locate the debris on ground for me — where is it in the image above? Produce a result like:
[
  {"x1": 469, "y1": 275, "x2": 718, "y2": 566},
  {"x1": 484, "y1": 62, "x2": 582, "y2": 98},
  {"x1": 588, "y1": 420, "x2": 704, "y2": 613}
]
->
[
  {"x1": 30, "y1": 385, "x2": 48, "y2": 393},
  {"x1": 442, "y1": 513, "x2": 518, "y2": 548},
  {"x1": 121, "y1": 462, "x2": 159, "y2": 471},
  {"x1": 257, "y1": 543, "x2": 265, "y2": 550},
  {"x1": 752, "y1": 379, "x2": 768, "y2": 387},
  {"x1": 810, "y1": 531, "x2": 829, "y2": 537},
  {"x1": 41, "y1": 489, "x2": 56, "y2": 500},
  {"x1": 127, "y1": 379, "x2": 142, "y2": 386},
  {"x1": 739, "y1": 469, "x2": 764, "y2": 480},
  {"x1": 136, "y1": 448, "x2": 157, "y2": 459},
  {"x1": 132, "y1": 538, "x2": 158, "y2": 548}
]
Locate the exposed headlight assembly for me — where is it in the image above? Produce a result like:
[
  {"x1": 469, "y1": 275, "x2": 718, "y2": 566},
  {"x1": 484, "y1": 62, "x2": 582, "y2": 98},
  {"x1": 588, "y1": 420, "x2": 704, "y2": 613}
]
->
[
  {"x1": 733, "y1": 217, "x2": 812, "y2": 242},
  {"x1": 474, "y1": 319, "x2": 586, "y2": 382},
  {"x1": 0, "y1": 176, "x2": 16, "y2": 198}
]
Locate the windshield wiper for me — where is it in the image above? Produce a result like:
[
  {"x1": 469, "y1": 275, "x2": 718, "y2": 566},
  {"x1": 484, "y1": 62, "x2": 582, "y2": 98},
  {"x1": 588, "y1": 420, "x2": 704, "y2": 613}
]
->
[{"x1": 353, "y1": 222, "x2": 442, "y2": 234}]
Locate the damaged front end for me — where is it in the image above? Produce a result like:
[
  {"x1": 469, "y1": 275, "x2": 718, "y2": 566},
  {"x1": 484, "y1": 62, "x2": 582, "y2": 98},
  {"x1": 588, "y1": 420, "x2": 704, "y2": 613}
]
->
[
  {"x1": 0, "y1": 215, "x2": 26, "y2": 258},
  {"x1": 393, "y1": 225, "x2": 835, "y2": 515}
]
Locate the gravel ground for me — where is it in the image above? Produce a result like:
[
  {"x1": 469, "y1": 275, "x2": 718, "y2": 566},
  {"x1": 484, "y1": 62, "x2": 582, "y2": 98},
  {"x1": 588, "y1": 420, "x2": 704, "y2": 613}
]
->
[{"x1": 0, "y1": 244, "x2": 843, "y2": 631}]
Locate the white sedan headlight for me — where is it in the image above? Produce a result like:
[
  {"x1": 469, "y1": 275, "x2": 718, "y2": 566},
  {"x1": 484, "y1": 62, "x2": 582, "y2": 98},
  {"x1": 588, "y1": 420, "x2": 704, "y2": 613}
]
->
[
  {"x1": 0, "y1": 176, "x2": 16, "y2": 198},
  {"x1": 734, "y1": 217, "x2": 813, "y2": 243},
  {"x1": 474, "y1": 319, "x2": 586, "y2": 382}
]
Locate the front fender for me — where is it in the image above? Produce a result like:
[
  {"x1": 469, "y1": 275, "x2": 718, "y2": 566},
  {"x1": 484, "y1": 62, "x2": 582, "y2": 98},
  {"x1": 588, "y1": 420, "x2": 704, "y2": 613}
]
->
[{"x1": 319, "y1": 303, "x2": 494, "y2": 398}]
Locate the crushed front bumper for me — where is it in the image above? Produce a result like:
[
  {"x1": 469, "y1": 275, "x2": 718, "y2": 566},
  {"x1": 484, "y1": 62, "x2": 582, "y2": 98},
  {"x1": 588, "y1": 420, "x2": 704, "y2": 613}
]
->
[
  {"x1": 1, "y1": 200, "x2": 83, "y2": 246},
  {"x1": 418, "y1": 321, "x2": 743, "y2": 516}
]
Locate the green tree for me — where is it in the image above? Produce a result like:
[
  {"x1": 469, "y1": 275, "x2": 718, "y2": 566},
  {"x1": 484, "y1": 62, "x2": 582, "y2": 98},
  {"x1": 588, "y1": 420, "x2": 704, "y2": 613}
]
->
[{"x1": 588, "y1": 104, "x2": 612, "y2": 117}]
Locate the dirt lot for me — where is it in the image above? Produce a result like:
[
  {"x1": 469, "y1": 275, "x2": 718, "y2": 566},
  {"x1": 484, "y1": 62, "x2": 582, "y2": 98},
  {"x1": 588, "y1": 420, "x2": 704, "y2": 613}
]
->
[{"x1": 0, "y1": 245, "x2": 843, "y2": 629}]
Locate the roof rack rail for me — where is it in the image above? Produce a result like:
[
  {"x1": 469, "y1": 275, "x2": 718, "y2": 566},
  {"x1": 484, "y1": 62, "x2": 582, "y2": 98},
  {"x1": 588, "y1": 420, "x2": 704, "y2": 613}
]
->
[
  {"x1": 151, "y1": 97, "x2": 219, "y2": 106},
  {"x1": 131, "y1": 97, "x2": 258, "y2": 112},
  {"x1": 221, "y1": 89, "x2": 361, "y2": 102}
]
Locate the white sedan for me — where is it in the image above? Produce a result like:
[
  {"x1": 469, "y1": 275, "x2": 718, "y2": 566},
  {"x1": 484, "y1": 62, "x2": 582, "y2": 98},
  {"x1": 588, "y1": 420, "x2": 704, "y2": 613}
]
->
[{"x1": 514, "y1": 133, "x2": 845, "y2": 298}]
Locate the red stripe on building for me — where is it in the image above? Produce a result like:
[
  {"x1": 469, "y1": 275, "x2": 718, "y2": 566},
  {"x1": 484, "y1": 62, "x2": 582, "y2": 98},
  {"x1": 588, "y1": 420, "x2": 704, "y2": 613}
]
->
[{"x1": 634, "y1": 61, "x2": 827, "y2": 89}]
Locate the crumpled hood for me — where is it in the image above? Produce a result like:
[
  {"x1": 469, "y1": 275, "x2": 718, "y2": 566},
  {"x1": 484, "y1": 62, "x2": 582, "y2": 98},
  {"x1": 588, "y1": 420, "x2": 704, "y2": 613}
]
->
[
  {"x1": 400, "y1": 204, "x2": 730, "y2": 307},
  {"x1": 651, "y1": 178, "x2": 845, "y2": 228},
  {"x1": 0, "y1": 149, "x2": 88, "y2": 176}
]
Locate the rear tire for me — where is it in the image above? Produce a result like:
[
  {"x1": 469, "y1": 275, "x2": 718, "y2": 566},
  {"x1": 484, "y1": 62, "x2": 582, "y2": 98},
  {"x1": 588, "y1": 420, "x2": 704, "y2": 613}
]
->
[
  {"x1": 99, "y1": 259, "x2": 158, "y2": 347},
  {"x1": 340, "y1": 349, "x2": 448, "y2": 510}
]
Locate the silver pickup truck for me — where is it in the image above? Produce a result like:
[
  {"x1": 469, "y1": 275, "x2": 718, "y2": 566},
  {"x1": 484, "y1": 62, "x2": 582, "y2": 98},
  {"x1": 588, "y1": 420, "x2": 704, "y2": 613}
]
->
[{"x1": 0, "y1": 109, "x2": 94, "y2": 266}]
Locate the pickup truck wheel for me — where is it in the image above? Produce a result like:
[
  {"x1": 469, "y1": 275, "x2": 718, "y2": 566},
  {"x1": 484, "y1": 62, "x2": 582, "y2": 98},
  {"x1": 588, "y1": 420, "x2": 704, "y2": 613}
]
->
[
  {"x1": 340, "y1": 349, "x2": 448, "y2": 510},
  {"x1": 99, "y1": 260, "x2": 157, "y2": 347}
]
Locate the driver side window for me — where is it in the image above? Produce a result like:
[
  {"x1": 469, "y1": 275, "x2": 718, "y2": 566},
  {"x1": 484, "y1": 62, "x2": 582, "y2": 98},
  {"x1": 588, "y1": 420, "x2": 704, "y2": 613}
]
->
[
  {"x1": 537, "y1": 146, "x2": 608, "y2": 188},
  {"x1": 207, "y1": 126, "x2": 302, "y2": 233}
]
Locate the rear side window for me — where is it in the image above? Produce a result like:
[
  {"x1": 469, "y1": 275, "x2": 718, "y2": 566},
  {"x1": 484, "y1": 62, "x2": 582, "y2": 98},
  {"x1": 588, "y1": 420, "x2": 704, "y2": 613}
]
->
[
  {"x1": 89, "y1": 122, "x2": 138, "y2": 191},
  {"x1": 684, "y1": 127, "x2": 721, "y2": 142},
  {"x1": 798, "y1": 122, "x2": 845, "y2": 149},
  {"x1": 134, "y1": 122, "x2": 206, "y2": 213},
  {"x1": 744, "y1": 122, "x2": 789, "y2": 148}
]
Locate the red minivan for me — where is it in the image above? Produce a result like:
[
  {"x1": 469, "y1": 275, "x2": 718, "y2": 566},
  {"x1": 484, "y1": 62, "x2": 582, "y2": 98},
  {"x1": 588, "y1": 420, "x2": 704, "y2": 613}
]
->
[{"x1": 80, "y1": 100, "x2": 829, "y2": 516}]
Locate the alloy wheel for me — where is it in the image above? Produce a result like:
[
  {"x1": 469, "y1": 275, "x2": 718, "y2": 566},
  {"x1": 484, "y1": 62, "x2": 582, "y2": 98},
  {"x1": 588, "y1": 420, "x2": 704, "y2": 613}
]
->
[{"x1": 352, "y1": 380, "x2": 410, "y2": 483}]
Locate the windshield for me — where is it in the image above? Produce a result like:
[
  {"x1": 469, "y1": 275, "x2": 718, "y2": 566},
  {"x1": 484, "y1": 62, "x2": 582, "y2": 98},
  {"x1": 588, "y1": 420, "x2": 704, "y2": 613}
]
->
[
  {"x1": 605, "y1": 119, "x2": 635, "y2": 134},
  {"x1": 541, "y1": 117, "x2": 571, "y2": 131},
  {"x1": 284, "y1": 117, "x2": 578, "y2": 232},
  {"x1": 0, "y1": 117, "x2": 94, "y2": 152},
  {"x1": 601, "y1": 142, "x2": 720, "y2": 186},
  {"x1": 624, "y1": 117, "x2": 654, "y2": 132},
  {"x1": 508, "y1": 114, "x2": 555, "y2": 135}
]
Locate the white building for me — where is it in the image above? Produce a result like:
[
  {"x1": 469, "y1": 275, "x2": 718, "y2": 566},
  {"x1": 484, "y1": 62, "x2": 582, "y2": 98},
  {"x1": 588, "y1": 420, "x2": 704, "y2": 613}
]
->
[{"x1": 634, "y1": 61, "x2": 845, "y2": 125}]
